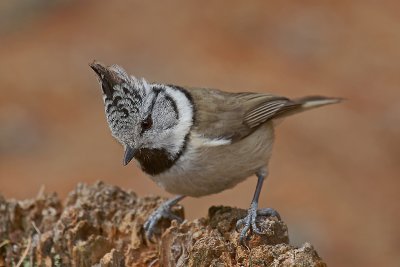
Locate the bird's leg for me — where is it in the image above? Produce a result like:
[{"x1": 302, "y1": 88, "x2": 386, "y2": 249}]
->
[
  {"x1": 144, "y1": 195, "x2": 185, "y2": 241},
  {"x1": 236, "y1": 168, "x2": 281, "y2": 245}
]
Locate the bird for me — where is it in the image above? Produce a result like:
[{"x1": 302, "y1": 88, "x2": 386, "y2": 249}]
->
[{"x1": 89, "y1": 61, "x2": 341, "y2": 244}]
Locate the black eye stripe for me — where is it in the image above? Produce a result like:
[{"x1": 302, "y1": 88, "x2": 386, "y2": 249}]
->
[
  {"x1": 140, "y1": 116, "x2": 153, "y2": 134},
  {"x1": 164, "y1": 94, "x2": 178, "y2": 120},
  {"x1": 143, "y1": 116, "x2": 152, "y2": 128},
  {"x1": 139, "y1": 90, "x2": 160, "y2": 135},
  {"x1": 149, "y1": 90, "x2": 161, "y2": 112}
]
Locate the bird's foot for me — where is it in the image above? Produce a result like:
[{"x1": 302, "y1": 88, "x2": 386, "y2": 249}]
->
[
  {"x1": 236, "y1": 202, "x2": 281, "y2": 245},
  {"x1": 143, "y1": 199, "x2": 184, "y2": 241}
]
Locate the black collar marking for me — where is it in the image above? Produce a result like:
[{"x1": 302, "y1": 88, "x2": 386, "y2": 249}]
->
[
  {"x1": 134, "y1": 148, "x2": 177, "y2": 176},
  {"x1": 135, "y1": 85, "x2": 194, "y2": 176}
]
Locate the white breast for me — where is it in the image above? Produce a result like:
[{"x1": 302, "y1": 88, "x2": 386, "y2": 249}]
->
[{"x1": 150, "y1": 123, "x2": 275, "y2": 197}]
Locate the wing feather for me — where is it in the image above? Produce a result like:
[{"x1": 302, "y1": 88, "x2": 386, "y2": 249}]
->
[
  {"x1": 176, "y1": 86, "x2": 339, "y2": 144},
  {"x1": 182, "y1": 87, "x2": 287, "y2": 143}
]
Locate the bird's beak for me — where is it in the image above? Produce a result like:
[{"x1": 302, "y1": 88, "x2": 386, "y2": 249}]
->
[
  {"x1": 89, "y1": 61, "x2": 122, "y2": 99},
  {"x1": 123, "y1": 146, "x2": 136, "y2": 166}
]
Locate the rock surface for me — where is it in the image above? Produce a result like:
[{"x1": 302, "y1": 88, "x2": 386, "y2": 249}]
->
[{"x1": 0, "y1": 182, "x2": 326, "y2": 266}]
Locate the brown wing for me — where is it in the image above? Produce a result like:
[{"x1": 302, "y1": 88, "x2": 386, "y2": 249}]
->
[
  {"x1": 182, "y1": 86, "x2": 294, "y2": 142},
  {"x1": 243, "y1": 94, "x2": 300, "y2": 128},
  {"x1": 180, "y1": 86, "x2": 340, "y2": 143}
]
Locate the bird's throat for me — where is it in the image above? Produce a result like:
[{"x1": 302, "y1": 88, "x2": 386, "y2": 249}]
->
[{"x1": 134, "y1": 148, "x2": 178, "y2": 176}]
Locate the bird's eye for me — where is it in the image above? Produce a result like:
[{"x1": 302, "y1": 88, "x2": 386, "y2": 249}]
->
[{"x1": 141, "y1": 116, "x2": 153, "y2": 131}]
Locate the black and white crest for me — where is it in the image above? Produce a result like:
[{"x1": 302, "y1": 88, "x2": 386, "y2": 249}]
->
[
  {"x1": 90, "y1": 62, "x2": 194, "y2": 175},
  {"x1": 101, "y1": 66, "x2": 150, "y2": 140}
]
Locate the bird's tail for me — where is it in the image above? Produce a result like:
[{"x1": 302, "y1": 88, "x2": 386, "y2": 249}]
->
[{"x1": 273, "y1": 96, "x2": 342, "y2": 120}]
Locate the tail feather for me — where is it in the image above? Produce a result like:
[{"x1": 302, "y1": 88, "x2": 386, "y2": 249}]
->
[
  {"x1": 244, "y1": 95, "x2": 342, "y2": 128},
  {"x1": 273, "y1": 96, "x2": 342, "y2": 120},
  {"x1": 296, "y1": 96, "x2": 343, "y2": 109}
]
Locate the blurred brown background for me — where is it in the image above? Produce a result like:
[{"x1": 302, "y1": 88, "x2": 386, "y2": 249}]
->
[{"x1": 0, "y1": 1, "x2": 399, "y2": 266}]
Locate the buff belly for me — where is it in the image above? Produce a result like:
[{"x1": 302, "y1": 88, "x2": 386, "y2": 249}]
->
[{"x1": 149, "y1": 123, "x2": 275, "y2": 197}]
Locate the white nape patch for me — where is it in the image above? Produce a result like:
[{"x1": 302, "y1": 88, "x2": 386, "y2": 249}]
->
[
  {"x1": 191, "y1": 133, "x2": 231, "y2": 147},
  {"x1": 302, "y1": 99, "x2": 340, "y2": 108}
]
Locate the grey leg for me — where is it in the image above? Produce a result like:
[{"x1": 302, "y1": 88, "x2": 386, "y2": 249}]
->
[
  {"x1": 144, "y1": 195, "x2": 185, "y2": 240},
  {"x1": 236, "y1": 168, "x2": 281, "y2": 245}
]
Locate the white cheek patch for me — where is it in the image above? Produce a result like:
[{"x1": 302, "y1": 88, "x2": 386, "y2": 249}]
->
[{"x1": 163, "y1": 86, "x2": 194, "y2": 155}]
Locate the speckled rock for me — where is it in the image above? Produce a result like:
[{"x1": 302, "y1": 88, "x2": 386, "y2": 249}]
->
[{"x1": 0, "y1": 182, "x2": 326, "y2": 266}]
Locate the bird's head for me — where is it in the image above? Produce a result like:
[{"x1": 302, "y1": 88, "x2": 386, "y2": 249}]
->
[{"x1": 90, "y1": 62, "x2": 193, "y2": 171}]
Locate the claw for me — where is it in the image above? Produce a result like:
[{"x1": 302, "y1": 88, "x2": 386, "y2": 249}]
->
[
  {"x1": 143, "y1": 196, "x2": 184, "y2": 241},
  {"x1": 239, "y1": 227, "x2": 250, "y2": 245},
  {"x1": 236, "y1": 203, "x2": 280, "y2": 245},
  {"x1": 257, "y1": 208, "x2": 281, "y2": 220},
  {"x1": 251, "y1": 219, "x2": 263, "y2": 235},
  {"x1": 236, "y1": 218, "x2": 244, "y2": 230}
]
